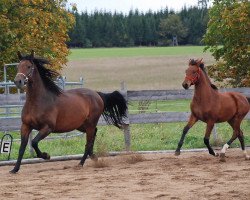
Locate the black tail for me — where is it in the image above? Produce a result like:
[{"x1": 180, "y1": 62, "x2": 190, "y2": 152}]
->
[{"x1": 98, "y1": 91, "x2": 127, "y2": 128}]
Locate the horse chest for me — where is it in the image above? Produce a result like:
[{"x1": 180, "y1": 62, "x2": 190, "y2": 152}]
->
[
  {"x1": 191, "y1": 106, "x2": 214, "y2": 122},
  {"x1": 21, "y1": 106, "x2": 53, "y2": 129}
]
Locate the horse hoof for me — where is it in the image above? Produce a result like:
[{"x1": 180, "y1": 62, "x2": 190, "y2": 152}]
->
[
  {"x1": 215, "y1": 152, "x2": 219, "y2": 157},
  {"x1": 9, "y1": 169, "x2": 18, "y2": 174},
  {"x1": 245, "y1": 155, "x2": 250, "y2": 160},
  {"x1": 219, "y1": 153, "x2": 226, "y2": 162},
  {"x1": 41, "y1": 152, "x2": 50, "y2": 160},
  {"x1": 90, "y1": 154, "x2": 98, "y2": 162},
  {"x1": 73, "y1": 164, "x2": 83, "y2": 170},
  {"x1": 175, "y1": 151, "x2": 181, "y2": 156},
  {"x1": 78, "y1": 162, "x2": 84, "y2": 167}
]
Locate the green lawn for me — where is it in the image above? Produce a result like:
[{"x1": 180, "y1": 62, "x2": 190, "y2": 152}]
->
[
  {"x1": 1, "y1": 99, "x2": 249, "y2": 161},
  {"x1": 68, "y1": 46, "x2": 207, "y2": 60}
]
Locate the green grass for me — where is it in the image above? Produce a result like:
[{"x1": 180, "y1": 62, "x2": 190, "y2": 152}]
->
[
  {"x1": 68, "y1": 46, "x2": 206, "y2": 60},
  {"x1": 1, "y1": 120, "x2": 249, "y2": 161},
  {"x1": 129, "y1": 99, "x2": 191, "y2": 114},
  {"x1": 1, "y1": 99, "x2": 249, "y2": 161}
]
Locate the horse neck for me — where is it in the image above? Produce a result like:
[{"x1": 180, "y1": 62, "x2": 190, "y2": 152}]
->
[
  {"x1": 193, "y1": 70, "x2": 215, "y2": 103},
  {"x1": 26, "y1": 69, "x2": 55, "y2": 103}
]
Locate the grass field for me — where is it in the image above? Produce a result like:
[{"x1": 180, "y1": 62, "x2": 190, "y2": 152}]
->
[
  {"x1": 68, "y1": 46, "x2": 209, "y2": 60},
  {"x1": 63, "y1": 46, "x2": 215, "y2": 90}
]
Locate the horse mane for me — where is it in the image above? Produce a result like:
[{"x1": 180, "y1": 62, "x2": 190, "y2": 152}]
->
[
  {"x1": 189, "y1": 59, "x2": 218, "y2": 90},
  {"x1": 21, "y1": 55, "x2": 62, "y2": 95}
]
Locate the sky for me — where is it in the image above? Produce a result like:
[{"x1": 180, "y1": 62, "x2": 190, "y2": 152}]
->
[{"x1": 67, "y1": 0, "x2": 213, "y2": 14}]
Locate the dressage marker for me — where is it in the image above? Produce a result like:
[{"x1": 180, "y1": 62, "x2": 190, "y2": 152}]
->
[{"x1": 0, "y1": 133, "x2": 13, "y2": 160}]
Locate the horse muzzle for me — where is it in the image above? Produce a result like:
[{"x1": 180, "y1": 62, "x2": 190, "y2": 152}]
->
[
  {"x1": 14, "y1": 75, "x2": 26, "y2": 89},
  {"x1": 182, "y1": 81, "x2": 191, "y2": 90}
]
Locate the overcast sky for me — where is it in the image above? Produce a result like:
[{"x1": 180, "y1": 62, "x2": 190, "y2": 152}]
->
[{"x1": 67, "y1": 0, "x2": 213, "y2": 14}]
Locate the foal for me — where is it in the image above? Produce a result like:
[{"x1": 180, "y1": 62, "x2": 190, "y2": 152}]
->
[{"x1": 175, "y1": 59, "x2": 250, "y2": 161}]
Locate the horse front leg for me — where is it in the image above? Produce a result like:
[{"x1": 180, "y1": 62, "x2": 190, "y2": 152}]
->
[
  {"x1": 31, "y1": 125, "x2": 52, "y2": 160},
  {"x1": 175, "y1": 114, "x2": 198, "y2": 156},
  {"x1": 204, "y1": 122, "x2": 218, "y2": 157},
  {"x1": 10, "y1": 124, "x2": 32, "y2": 174}
]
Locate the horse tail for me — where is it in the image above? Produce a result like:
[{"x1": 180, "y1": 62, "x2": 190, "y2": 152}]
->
[{"x1": 98, "y1": 91, "x2": 127, "y2": 128}]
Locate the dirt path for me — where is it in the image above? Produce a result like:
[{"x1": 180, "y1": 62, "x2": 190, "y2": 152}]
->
[{"x1": 0, "y1": 149, "x2": 249, "y2": 200}]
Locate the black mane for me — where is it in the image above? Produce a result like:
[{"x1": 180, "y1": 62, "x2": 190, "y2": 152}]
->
[
  {"x1": 189, "y1": 59, "x2": 218, "y2": 90},
  {"x1": 21, "y1": 55, "x2": 62, "y2": 95}
]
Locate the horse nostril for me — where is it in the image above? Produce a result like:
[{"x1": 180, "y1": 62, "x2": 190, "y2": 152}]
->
[
  {"x1": 182, "y1": 83, "x2": 189, "y2": 89},
  {"x1": 14, "y1": 77, "x2": 24, "y2": 89}
]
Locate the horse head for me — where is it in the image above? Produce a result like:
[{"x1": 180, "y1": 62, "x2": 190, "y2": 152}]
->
[
  {"x1": 14, "y1": 50, "x2": 35, "y2": 89},
  {"x1": 182, "y1": 58, "x2": 203, "y2": 89}
]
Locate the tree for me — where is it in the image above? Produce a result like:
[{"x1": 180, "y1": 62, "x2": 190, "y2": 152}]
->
[
  {"x1": 0, "y1": 0, "x2": 75, "y2": 80},
  {"x1": 159, "y1": 14, "x2": 188, "y2": 46},
  {"x1": 179, "y1": 6, "x2": 209, "y2": 45},
  {"x1": 203, "y1": 0, "x2": 250, "y2": 87}
]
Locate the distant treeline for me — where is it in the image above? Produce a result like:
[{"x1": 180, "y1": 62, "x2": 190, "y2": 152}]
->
[{"x1": 68, "y1": 6, "x2": 208, "y2": 47}]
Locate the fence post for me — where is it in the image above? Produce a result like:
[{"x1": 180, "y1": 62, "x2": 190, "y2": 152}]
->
[{"x1": 121, "y1": 81, "x2": 131, "y2": 151}]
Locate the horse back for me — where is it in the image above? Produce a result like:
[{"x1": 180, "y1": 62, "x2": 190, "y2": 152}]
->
[
  {"x1": 56, "y1": 88, "x2": 104, "y2": 119},
  {"x1": 49, "y1": 88, "x2": 104, "y2": 132}
]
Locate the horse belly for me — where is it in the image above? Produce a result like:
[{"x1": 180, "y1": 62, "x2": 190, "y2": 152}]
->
[
  {"x1": 216, "y1": 105, "x2": 237, "y2": 122},
  {"x1": 54, "y1": 107, "x2": 87, "y2": 133}
]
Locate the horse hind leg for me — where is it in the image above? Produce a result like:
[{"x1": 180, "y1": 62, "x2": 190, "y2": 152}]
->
[
  {"x1": 220, "y1": 118, "x2": 241, "y2": 162},
  {"x1": 79, "y1": 126, "x2": 98, "y2": 166},
  {"x1": 238, "y1": 130, "x2": 250, "y2": 160},
  {"x1": 220, "y1": 132, "x2": 238, "y2": 162},
  {"x1": 88, "y1": 128, "x2": 98, "y2": 161}
]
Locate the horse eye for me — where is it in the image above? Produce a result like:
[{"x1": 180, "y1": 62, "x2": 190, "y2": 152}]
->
[{"x1": 28, "y1": 66, "x2": 31, "y2": 69}]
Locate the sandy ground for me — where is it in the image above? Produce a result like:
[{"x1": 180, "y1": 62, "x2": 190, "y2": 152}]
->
[{"x1": 0, "y1": 149, "x2": 249, "y2": 200}]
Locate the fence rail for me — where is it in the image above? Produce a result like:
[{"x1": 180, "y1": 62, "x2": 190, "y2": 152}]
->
[{"x1": 0, "y1": 86, "x2": 249, "y2": 156}]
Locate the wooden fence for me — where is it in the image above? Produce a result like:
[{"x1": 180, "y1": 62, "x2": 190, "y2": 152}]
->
[{"x1": 0, "y1": 85, "x2": 250, "y2": 151}]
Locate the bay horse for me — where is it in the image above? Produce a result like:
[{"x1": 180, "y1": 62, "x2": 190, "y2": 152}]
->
[
  {"x1": 175, "y1": 59, "x2": 250, "y2": 161},
  {"x1": 11, "y1": 50, "x2": 127, "y2": 173}
]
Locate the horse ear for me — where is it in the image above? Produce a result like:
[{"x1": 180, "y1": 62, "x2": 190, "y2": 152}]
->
[
  {"x1": 17, "y1": 51, "x2": 23, "y2": 61},
  {"x1": 30, "y1": 50, "x2": 35, "y2": 59},
  {"x1": 198, "y1": 58, "x2": 204, "y2": 68}
]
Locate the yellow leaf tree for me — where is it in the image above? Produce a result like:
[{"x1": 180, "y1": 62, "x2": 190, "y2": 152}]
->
[
  {"x1": 203, "y1": 0, "x2": 250, "y2": 87},
  {"x1": 0, "y1": 0, "x2": 75, "y2": 80}
]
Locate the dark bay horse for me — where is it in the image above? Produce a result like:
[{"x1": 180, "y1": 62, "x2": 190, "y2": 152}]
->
[
  {"x1": 175, "y1": 59, "x2": 250, "y2": 161},
  {"x1": 11, "y1": 51, "x2": 127, "y2": 173}
]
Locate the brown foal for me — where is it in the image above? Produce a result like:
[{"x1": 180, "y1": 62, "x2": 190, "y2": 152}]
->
[{"x1": 175, "y1": 59, "x2": 250, "y2": 161}]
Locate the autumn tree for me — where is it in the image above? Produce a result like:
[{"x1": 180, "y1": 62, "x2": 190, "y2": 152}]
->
[
  {"x1": 0, "y1": 0, "x2": 75, "y2": 80},
  {"x1": 203, "y1": 0, "x2": 250, "y2": 87}
]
